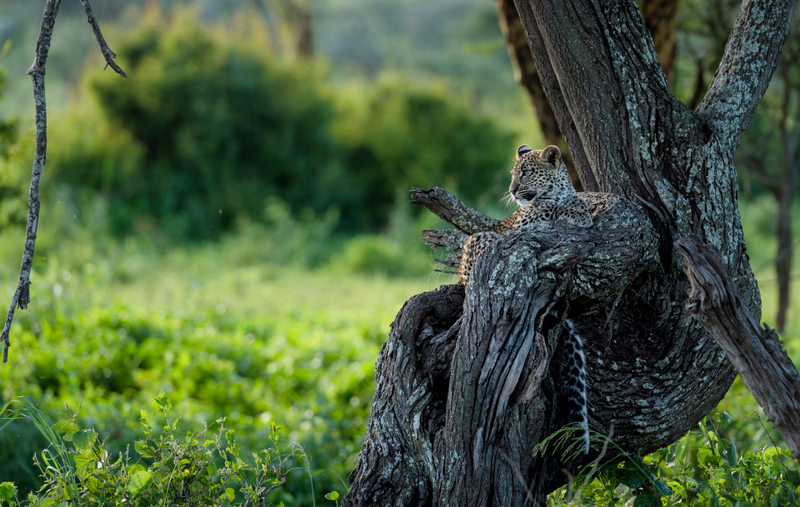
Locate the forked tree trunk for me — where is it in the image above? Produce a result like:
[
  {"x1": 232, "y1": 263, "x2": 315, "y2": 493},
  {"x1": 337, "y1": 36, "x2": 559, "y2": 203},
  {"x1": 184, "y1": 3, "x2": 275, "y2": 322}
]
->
[{"x1": 346, "y1": 0, "x2": 796, "y2": 504}]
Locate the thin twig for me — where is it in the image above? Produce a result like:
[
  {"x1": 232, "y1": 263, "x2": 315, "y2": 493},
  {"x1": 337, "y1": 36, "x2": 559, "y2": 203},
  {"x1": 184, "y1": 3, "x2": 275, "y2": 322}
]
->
[
  {"x1": 1, "y1": 0, "x2": 62, "y2": 363},
  {"x1": 79, "y1": 0, "x2": 127, "y2": 77},
  {"x1": 2, "y1": 0, "x2": 124, "y2": 363}
]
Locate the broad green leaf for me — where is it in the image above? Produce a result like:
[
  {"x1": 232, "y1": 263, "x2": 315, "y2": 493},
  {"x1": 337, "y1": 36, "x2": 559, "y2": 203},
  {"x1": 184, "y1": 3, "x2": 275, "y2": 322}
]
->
[
  {"x1": 54, "y1": 420, "x2": 80, "y2": 441},
  {"x1": 126, "y1": 464, "x2": 145, "y2": 477},
  {"x1": 134, "y1": 440, "x2": 154, "y2": 458},
  {"x1": 73, "y1": 452, "x2": 96, "y2": 475},
  {"x1": 72, "y1": 429, "x2": 96, "y2": 449},
  {"x1": 220, "y1": 488, "x2": 235, "y2": 502},
  {"x1": 0, "y1": 482, "x2": 16, "y2": 501},
  {"x1": 618, "y1": 468, "x2": 643, "y2": 489},
  {"x1": 325, "y1": 491, "x2": 340, "y2": 501},
  {"x1": 632, "y1": 492, "x2": 661, "y2": 507},
  {"x1": 725, "y1": 441, "x2": 738, "y2": 467},
  {"x1": 128, "y1": 470, "x2": 153, "y2": 497}
]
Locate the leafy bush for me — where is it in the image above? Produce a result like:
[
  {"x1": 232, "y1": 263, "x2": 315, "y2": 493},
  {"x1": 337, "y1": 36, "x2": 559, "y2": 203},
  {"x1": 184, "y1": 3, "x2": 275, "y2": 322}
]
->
[
  {"x1": 331, "y1": 235, "x2": 429, "y2": 277},
  {"x1": 39, "y1": 7, "x2": 514, "y2": 240},
  {"x1": 50, "y1": 7, "x2": 340, "y2": 240},
  {"x1": 335, "y1": 77, "x2": 515, "y2": 230},
  {"x1": 549, "y1": 411, "x2": 800, "y2": 506},
  {"x1": 0, "y1": 397, "x2": 290, "y2": 506},
  {"x1": 0, "y1": 66, "x2": 24, "y2": 231}
]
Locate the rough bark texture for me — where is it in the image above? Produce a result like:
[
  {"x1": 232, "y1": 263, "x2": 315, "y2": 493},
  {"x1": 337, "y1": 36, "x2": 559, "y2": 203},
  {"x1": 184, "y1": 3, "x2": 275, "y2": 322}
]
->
[
  {"x1": 1, "y1": 0, "x2": 124, "y2": 363},
  {"x1": 0, "y1": 0, "x2": 62, "y2": 363},
  {"x1": 350, "y1": 196, "x2": 663, "y2": 505},
  {"x1": 677, "y1": 237, "x2": 800, "y2": 459},
  {"x1": 348, "y1": 0, "x2": 796, "y2": 504},
  {"x1": 642, "y1": 0, "x2": 678, "y2": 86},
  {"x1": 494, "y1": 0, "x2": 582, "y2": 190}
]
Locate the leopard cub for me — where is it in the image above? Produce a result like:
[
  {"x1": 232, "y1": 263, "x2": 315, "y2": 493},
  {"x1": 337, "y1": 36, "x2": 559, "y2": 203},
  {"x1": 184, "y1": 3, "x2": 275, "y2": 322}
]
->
[{"x1": 458, "y1": 144, "x2": 592, "y2": 285}]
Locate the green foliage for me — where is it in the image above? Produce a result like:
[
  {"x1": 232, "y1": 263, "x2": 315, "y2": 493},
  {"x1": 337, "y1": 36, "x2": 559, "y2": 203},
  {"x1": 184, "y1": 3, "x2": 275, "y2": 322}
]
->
[
  {"x1": 0, "y1": 63, "x2": 23, "y2": 230},
  {"x1": 48, "y1": 7, "x2": 339, "y2": 239},
  {"x1": 0, "y1": 226, "x2": 440, "y2": 504},
  {"x1": 549, "y1": 411, "x2": 800, "y2": 506},
  {"x1": 0, "y1": 397, "x2": 288, "y2": 506},
  {"x1": 39, "y1": 7, "x2": 513, "y2": 240},
  {"x1": 335, "y1": 77, "x2": 514, "y2": 229},
  {"x1": 331, "y1": 234, "x2": 429, "y2": 277}
]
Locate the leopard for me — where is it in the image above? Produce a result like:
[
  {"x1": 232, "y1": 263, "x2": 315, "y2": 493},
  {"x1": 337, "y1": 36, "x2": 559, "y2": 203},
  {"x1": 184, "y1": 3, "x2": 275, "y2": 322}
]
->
[
  {"x1": 458, "y1": 143, "x2": 593, "y2": 453},
  {"x1": 457, "y1": 144, "x2": 592, "y2": 285}
]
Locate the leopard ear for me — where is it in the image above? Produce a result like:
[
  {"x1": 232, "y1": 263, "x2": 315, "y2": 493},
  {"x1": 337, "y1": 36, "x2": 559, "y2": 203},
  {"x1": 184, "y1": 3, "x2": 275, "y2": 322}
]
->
[
  {"x1": 541, "y1": 145, "x2": 561, "y2": 166},
  {"x1": 516, "y1": 144, "x2": 533, "y2": 160}
]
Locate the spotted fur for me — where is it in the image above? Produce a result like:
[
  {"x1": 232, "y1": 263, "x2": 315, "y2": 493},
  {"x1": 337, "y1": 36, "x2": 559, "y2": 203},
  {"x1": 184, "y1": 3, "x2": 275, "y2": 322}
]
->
[
  {"x1": 564, "y1": 319, "x2": 590, "y2": 454},
  {"x1": 458, "y1": 144, "x2": 592, "y2": 285}
]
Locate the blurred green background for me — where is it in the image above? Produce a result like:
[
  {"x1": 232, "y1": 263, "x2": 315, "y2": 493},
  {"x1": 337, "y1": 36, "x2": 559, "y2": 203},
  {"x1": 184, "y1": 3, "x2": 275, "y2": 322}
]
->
[{"x1": 0, "y1": 1, "x2": 798, "y2": 504}]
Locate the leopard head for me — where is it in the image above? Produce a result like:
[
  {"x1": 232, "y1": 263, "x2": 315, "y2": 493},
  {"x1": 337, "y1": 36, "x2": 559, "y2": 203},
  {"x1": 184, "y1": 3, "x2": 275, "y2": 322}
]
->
[{"x1": 509, "y1": 144, "x2": 574, "y2": 206}]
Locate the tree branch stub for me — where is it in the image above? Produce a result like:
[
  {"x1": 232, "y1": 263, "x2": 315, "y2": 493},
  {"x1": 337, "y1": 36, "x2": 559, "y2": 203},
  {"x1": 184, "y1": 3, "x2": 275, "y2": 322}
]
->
[{"x1": 79, "y1": 0, "x2": 127, "y2": 78}]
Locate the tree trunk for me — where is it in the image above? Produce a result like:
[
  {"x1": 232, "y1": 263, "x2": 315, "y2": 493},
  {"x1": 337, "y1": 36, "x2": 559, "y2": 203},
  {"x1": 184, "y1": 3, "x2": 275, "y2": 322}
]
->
[
  {"x1": 494, "y1": 0, "x2": 583, "y2": 190},
  {"x1": 642, "y1": 0, "x2": 678, "y2": 87},
  {"x1": 347, "y1": 0, "x2": 796, "y2": 503}
]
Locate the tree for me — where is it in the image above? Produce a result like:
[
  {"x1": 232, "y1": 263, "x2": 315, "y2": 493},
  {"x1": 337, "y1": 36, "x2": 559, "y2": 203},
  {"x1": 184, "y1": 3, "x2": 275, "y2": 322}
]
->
[
  {"x1": 346, "y1": 0, "x2": 797, "y2": 504},
  {"x1": 494, "y1": 0, "x2": 678, "y2": 190}
]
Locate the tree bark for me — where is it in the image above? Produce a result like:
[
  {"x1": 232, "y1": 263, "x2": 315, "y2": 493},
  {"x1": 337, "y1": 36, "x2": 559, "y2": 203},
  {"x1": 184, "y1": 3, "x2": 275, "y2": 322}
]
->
[
  {"x1": 677, "y1": 236, "x2": 800, "y2": 459},
  {"x1": 642, "y1": 0, "x2": 678, "y2": 87},
  {"x1": 494, "y1": 0, "x2": 582, "y2": 190},
  {"x1": 348, "y1": 0, "x2": 796, "y2": 503}
]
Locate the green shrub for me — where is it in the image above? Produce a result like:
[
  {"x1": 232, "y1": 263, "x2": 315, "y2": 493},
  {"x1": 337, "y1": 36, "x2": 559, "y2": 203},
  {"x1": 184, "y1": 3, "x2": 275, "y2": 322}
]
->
[
  {"x1": 335, "y1": 77, "x2": 515, "y2": 230},
  {"x1": 331, "y1": 234, "x2": 429, "y2": 277},
  {"x1": 548, "y1": 411, "x2": 800, "y2": 506},
  {"x1": 0, "y1": 397, "x2": 291, "y2": 506},
  {"x1": 0, "y1": 66, "x2": 24, "y2": 231},
  {"x1": 50, "y1": 7, "x2": 340, "y2": 240},
  {"x1": 40, "y1": 7, "x2": 515, "y2": 240}
]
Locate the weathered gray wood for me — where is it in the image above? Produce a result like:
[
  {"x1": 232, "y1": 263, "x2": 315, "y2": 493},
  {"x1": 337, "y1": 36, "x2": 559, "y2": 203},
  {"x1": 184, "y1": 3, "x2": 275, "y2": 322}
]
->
[
  {"x1": 348, "y1": 0, "x2": 796, "y2": 503},
  {"x1": 2, "y1": 0, "x2": 125, "y2": 363},
  {"x1": 678, "y1": 236, "x2": 800, "y2": 459},
  {"x1": 1, "y1": 0, "x2": 62, "y2": 363},
  {"x1": 348, "y1": 198, "x2": 669, "y2": 505},
  {"x1": 410, "y1": 186, "x2": 500, "y2": 234}
]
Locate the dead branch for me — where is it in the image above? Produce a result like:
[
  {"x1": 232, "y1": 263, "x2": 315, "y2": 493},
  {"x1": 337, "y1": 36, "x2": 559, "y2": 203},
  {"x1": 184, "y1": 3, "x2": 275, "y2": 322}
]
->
[
  {"x1": 79, "y1": 0, "x2": 127, "y2": 77},
  {"x1": 410, "y1": 186, "x2": 499, "y2": 234},
  {"x1": 677, "y1": 236, "x2": 800, "y2": 459},
  {"x1": 2, "y1": 0, "x2": 62, "y2": 363},
  {"x1": 2, "y1": 0, "x2": 125, "y2": 363}
]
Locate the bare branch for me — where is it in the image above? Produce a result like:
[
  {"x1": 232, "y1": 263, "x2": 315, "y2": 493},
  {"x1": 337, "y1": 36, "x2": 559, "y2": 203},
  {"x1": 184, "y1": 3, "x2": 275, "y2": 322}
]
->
[
  {"x1": 2, "y1": 0, "x2": 125, "y2": 363},
  {"x1": 409, "y1": 186, "x2": 499, "y2": 234},
  {"x1": 2, "y1": 0, "x2": 62, "y2": 363},
  {"x1": 677, "y1": 236, "x2": 800, "y2": 459},
  {"x1": 696, "y1": 0, "x2": 795, "y2": 149},
  {"x1": 79, "y1": 0, "x2": 127, "y2": 77}
]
